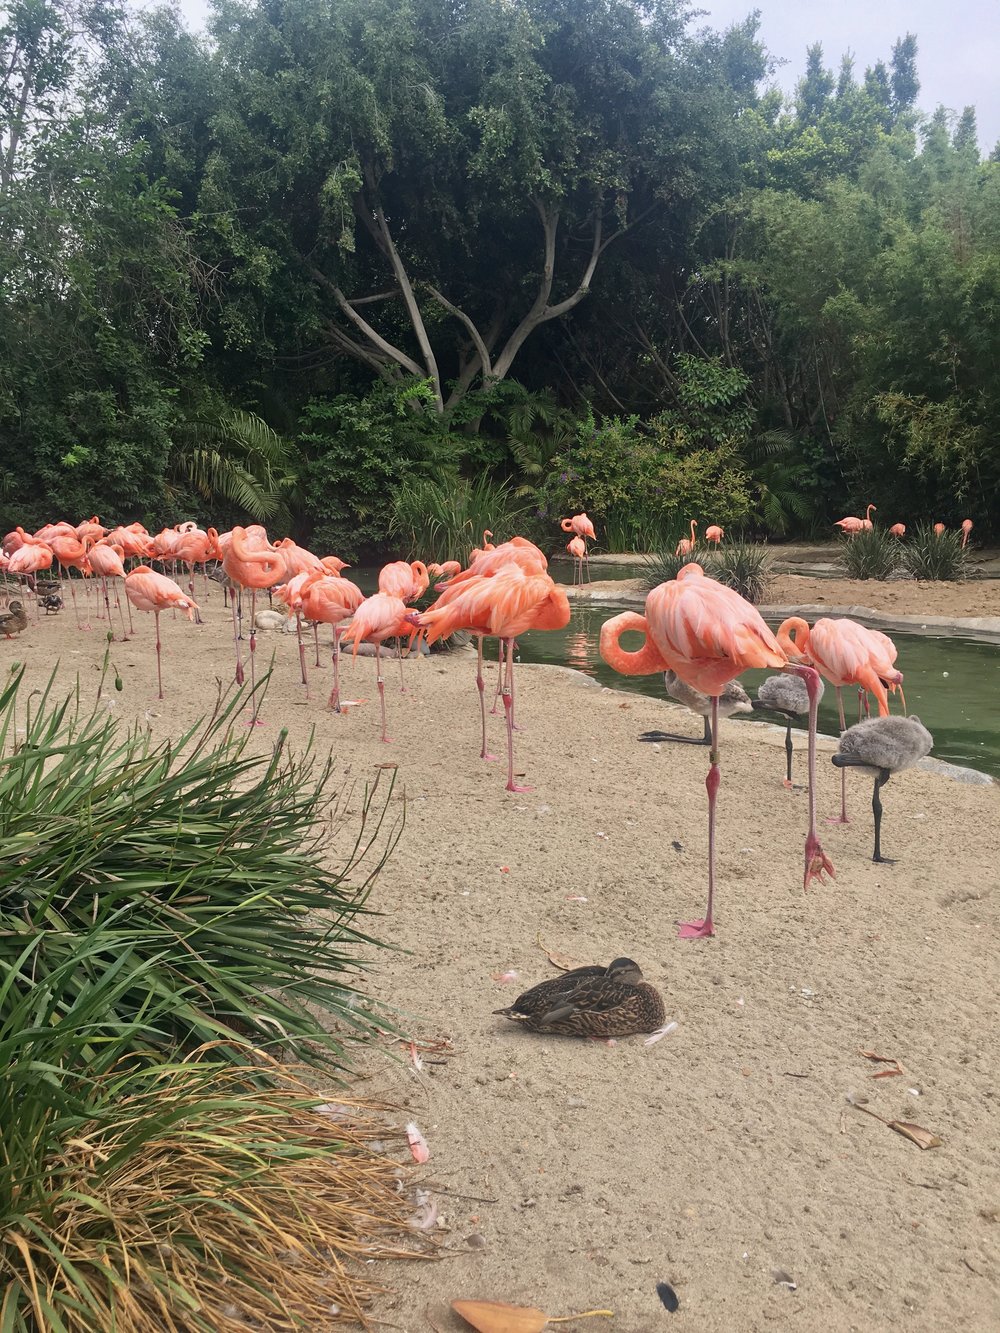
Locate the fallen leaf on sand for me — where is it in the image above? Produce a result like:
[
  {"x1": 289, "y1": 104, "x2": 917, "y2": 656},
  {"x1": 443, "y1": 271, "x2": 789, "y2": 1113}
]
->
[
  {"x1": 535, "y1": 933, "x2": 580, "y2": 972},
  {"x1": 847, "y1": 1097, "x2": 942, "y2": 1149},
  {"x1": 889, "y1": 1121, "x2": 943, "y2": 1150},
  {"x1": 452, "y1": 1300, "x2": 614, "y2": 1332},
  {"x1": 860, "y1": 1050, "x2": 906, "y2": 1079}
]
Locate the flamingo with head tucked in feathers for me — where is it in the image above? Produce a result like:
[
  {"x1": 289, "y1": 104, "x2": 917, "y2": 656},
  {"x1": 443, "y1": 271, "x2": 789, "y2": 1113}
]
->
[{"x1": 124, "y1": 566, "x2": 199, "y2": 700}]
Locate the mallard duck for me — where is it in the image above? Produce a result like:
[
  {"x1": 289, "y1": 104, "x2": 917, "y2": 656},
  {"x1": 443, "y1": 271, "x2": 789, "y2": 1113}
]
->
[
  {"x1": 34, "y1": 579, "x2": 61, "y2": 597},
  {"x1": 494, "y1": 958, "x2": 665, "y2": 1037},
  {"x1": 0, "y1": 600, "x2": 27, "y2": 638},
  {"x1": 38, "y1": 592, "x2": 63, "y2": 614}
]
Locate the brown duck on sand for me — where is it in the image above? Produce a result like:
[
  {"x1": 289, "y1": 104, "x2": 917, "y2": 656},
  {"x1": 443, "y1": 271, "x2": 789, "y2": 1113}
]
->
[{"x1": 495, "y1": 958, "x2": 665, "y2": 1038}]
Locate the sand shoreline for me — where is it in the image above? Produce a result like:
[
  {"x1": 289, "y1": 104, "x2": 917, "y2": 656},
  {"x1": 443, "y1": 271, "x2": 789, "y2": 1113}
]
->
[{"x1": 4, "y1": 598, "x2": 999, "y2": 1332}]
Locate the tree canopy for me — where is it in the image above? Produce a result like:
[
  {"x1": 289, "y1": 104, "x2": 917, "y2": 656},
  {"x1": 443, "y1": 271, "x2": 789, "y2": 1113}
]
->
[{"x1": 1, "y1": 0, "x2": 996, "y2": 549}]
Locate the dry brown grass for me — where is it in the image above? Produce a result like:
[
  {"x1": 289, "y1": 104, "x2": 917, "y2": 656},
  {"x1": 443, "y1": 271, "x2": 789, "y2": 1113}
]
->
[{"x1": 1, "y1": 1053, "x2": 432, "y2": 1331}]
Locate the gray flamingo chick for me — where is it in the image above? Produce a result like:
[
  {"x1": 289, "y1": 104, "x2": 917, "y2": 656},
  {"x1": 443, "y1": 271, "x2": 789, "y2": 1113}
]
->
[
  {"x1": 752, "y1": 672, "x2": 825, "y2": 787},
  {"x1": 639, "y1": 670, "x2": 752, "y2": 745},
  {"x1": 832, "y1": 716, "x2": 933, "y2": 863}
]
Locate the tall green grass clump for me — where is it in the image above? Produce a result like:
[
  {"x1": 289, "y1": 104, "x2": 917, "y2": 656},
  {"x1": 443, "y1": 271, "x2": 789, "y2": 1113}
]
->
[
  {"x1": 839, "y1": 526, "x2": 901, "y2": 580},
  {"x1": 902, "y1": 524, "x2": 968, "y2": 581},
  {"x1": 710, "y1": 539, "x2": 771, "y2": 604},
  {"x1": 391, "y1": 474, "x2": 529, "y2": 563},
  {"x1": 642, "y1": 550, "x2": 704, "y2": 590},
  {"x1": 0, "y1": 665, "x2": 398, "y2": 1068}
]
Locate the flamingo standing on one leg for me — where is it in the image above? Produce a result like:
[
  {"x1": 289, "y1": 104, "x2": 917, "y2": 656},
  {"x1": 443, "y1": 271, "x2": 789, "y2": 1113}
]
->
[
  {"x1": 601, "y1": 564, "x2": 834, "y2": 938},
  {"x1": 704, "y1": 525, "x2": 724, "y2": 545},
  {"x1": 960, "y1": 519, "x2": 973, "y2": 548},
  {"x1": 751, "y1": 672, "x2": 825, "y2": 789},
  {"x1": 776, "y1": 616, "x2": 904, "y2": 823},
  {"x1": 675, "y1": 519, "x2": 698, "y2": 557},
  {"x1": 933, "y1": 522, "x2": 946, "y2": 535},
  {"x1": 123, "y1": 566, "x2": 199, "y2": 700},
  {"x1": 48, "y1": 532, "x2": 93, "y2": 628},
  {"x1": 378, "y1": 560, "x2": 430, "y2": 689}
]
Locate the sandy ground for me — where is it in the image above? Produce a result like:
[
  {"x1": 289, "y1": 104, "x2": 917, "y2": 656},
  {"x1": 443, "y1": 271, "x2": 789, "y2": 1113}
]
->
[{"x1": 4, "y1": 591, "x2": 1000, "y2": 1333}]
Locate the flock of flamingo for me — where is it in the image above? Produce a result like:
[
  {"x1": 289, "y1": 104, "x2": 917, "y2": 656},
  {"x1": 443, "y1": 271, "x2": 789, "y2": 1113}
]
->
[
  {"x1": 2, "y1": 508, "x2": 933, "y2": 940},
  {"x1": 833, "y1": 504, "x2": 974, "y2": 544}
]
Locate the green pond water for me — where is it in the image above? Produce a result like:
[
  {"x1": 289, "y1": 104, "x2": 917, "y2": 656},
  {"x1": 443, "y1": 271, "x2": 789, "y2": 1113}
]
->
[
  {"x1": 349, "y1": 565, "x2": 1000, "y2": 780},
  {"x1": 515, "y1": 600, "x2": 1000, "y2": 781}
]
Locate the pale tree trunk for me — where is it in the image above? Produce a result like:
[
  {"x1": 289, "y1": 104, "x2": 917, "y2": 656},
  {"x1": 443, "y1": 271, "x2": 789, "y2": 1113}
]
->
[{"x1": 312, "y1": 188, "x2": 655, "y2": 415}]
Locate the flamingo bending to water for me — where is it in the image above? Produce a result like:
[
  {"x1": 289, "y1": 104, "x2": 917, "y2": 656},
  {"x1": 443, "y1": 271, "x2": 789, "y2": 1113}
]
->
[{"x1": 601, "y1": 564, "x2": 833, "y2": 937}]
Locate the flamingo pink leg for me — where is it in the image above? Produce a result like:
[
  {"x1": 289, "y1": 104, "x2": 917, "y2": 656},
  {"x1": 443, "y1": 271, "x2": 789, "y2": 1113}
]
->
[
  {"x1": 313, "y1": 622, "x2": 321, "y2": 667},
  {"x1": 827, "y1": 686, "x2": 850, "y2": 824},
  {"x1": 477, "y1": 634, "x2": 497, "y2": 760},
  {"x1": 678, "y1": 695, "x2": 719, "y2": 939},
  {"x1": 793, "y1": 664, "x2": 836, "y2": 890},
  {"x1": 503, "y1": 637, "x2": 532, "y2": 792},
  {"x1": 230, "y1": 595, "x2": 244, "y2": 685},
  {"x1": 246, "y1": 589, "x2": 263, "y2": 726},
  {"x1": 376, "y1": 642, "x2": 391, "y2": 742},
  {"x1": 496, "y1": 637, "x2": 509, "y2": 714},
  {"x1": 296, "y1": 611, "x2": 309, "y2": 692},
  {"x1": 153, "y1": 608, "x2": 164, "y2": 700},
  {"x1": 329, "y1": 627, "x2": 343, "y2": 712}
]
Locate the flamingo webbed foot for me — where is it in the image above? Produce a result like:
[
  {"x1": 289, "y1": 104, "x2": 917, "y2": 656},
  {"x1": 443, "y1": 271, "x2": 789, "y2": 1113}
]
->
[
  {"x1": 825, "y1": 814, "x2": 850, "y2": 825},
  {"x1": 677, "y1": 918, "x2": 715, "y2": 940},
  {"x1": 505, "y1": 781, "x2": 533, "y2": 793},
  {"x1": 872, "y1": 853, "x2": 897, "y2": 865},
  {"x1": 803, "y1": 837, "x2": 836, "y2": 890}
]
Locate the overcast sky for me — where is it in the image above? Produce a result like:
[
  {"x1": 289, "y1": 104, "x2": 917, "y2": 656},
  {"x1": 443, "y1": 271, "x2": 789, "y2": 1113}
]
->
[{"x1": 171, "y1": 0, "x2": 999, "y2": 153}]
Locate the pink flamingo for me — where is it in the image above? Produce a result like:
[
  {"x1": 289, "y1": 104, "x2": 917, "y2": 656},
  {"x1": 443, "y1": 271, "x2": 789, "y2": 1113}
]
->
[
  {"x1": 87, "y1": 541, "x2": 131, "y2": 638},
  {"x1": 339, "y1": 592, "x2": 416, "y2": 742},
  {"x1": 416, "y1": 569, "x2": 570, "y2": 790},
  {"x1": 298, "y1": 571, "x2": 365, "y2": 710},
  {"x1": 567, "y1": 534, "x2": 587, "y2": 585},
  {"x1": 48, "y1": 532, "x2": 93, "y2": 627},
  {"x1": 834, "y1": 504, "x2": 876, "y2": 534},
  {"x1": 560, "y1": 512, "x2": 597, "y2": 542},
  {"x1": 933, "y1": 522, "x2": 946, "y2": 535},
  {"x1": 7, "y1": 529, "x2": 54, "y2": 603},
  {"x1": 123, "y1": 566, "x2": 199, "y2": 699},
  {"x1": 221, "y1": 526, "x2": 284, "y2": 713},
  {"x1": 777, "y1": 616, "x2": 904, "y2": 823},
  {"x1": 378, "y1": 560, "x2": 430, "y2": 687},
  {"x1": 889, "y1": 523, "x2": 906, "y2": 538},
  {"x1": 960, "y1": 519, "x2": 973, "y2": 548},
  {"x1": 704, "y1": 525, "x2": 724, "y2": 545},
  {"x1": 675, "y1": 519, "x2": 698, "y2": 556},
  {"x1": 601, "y1": 564, "x2": 833, "y2": 938}
]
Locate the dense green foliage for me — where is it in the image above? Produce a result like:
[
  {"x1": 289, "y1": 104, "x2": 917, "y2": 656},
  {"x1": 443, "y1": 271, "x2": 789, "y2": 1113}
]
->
[
  {"x1": 0, "y1": 664, "x2": 396, "y2": 1068},
  {"x1": 2, "y1": 0, "x2": 997, "y2": 547},
  {"x1": 838, "y1": 527, "x2": 901, "y2": 580}
]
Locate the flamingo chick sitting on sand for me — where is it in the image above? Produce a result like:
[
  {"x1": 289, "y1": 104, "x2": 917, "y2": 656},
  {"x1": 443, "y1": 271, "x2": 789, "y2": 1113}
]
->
[
  {"x1": 832, "y1": 715, "x2": 933, "y2": 863},
  {"x1": 601, "y1": 563, "x2": 833, "y2": 938},
  {"x1": 639, "y1": 671, "x2": 752, "y2": 746},
  {"x1": 752, "y1": 671, "x2": 826, "y2": 788}
]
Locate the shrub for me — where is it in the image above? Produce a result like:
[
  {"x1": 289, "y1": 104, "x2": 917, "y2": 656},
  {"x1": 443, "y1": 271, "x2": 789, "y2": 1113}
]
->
[
  {"x1": 643, "y1": 550, "x2": 709, "y2": 591},
  {"x1": 839, "y1": 526, "x2": 901, "y2": 580},
  {"x1": 391, "y1": 474, "x2": 529, "y2": 564},
  {"x1": 901, "y1": 523, "x2": 968, "y2": 581},
  {"x1": 711, "y1": 539, "x2": 771, "y2": 604},
  {"x1": 0, "y1": 966, "x2": 417, "y2": 1331},
  {"x1": 0, "y1": 666, "x2": 397, "y2": 1069}
]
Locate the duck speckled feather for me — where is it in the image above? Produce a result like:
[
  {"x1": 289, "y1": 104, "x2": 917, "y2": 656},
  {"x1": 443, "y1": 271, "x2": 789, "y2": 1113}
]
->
[{"x1": 494, "y1": 958, "x2": 665, "y2": 1037}]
